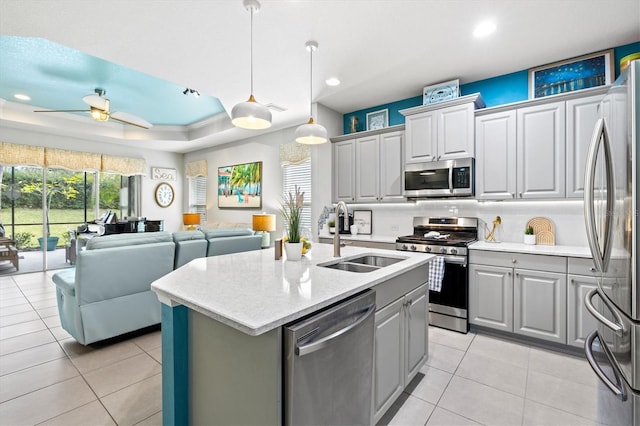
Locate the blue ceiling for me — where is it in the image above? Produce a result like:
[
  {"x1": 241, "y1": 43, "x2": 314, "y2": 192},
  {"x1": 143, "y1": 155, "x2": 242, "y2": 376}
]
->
[{"x1": 0, "y1": 36, "x2": 226, "y2": 127}]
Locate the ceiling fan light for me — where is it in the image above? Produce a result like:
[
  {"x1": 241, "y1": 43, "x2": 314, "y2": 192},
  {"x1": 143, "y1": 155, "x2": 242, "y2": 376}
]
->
[
  {"x1": 296, "y1": 117, "x2": 328, "y2": 145},
  {"x1": 231, "y1": 95, "x2": 272, "y2": 129},
  {"x1": 90, "y1": 107, "x2": 109, "y2": 122}
]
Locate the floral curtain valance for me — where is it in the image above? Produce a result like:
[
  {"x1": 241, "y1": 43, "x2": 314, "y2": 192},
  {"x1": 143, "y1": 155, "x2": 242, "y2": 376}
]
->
[
  {"x1": 185, "y1": 159, "x2": 207, "y2": 178},
  {"x1": 0, "y1": 142, "x2": 147, "y2": 176},
  {"x1": 280, "y1": 143, "x2": 310, "y2": 166}
]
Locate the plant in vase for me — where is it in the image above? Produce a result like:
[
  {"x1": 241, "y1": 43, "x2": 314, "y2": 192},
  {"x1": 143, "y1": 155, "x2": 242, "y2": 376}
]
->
[
  {"x1": 281, "y1": 185, "x2": 305, "y2": 260},
  {"x1": 524, "y1": 226, "x2": 536, "y2": 245}
]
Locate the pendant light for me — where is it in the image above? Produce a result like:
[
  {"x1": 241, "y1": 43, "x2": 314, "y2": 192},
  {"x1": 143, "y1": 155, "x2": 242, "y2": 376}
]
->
[
  {"x1": 231, "y1": 0, "x2": 272, "y2": 130},
  {"x1": 295, "y1": 40, "x2": 328, "y2": 145}
]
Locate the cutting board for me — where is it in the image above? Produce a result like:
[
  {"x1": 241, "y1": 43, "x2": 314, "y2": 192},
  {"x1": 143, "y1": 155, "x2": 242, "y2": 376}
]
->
[{"x1": 526, "y1": 217, "x2": 555, "y2": 245}]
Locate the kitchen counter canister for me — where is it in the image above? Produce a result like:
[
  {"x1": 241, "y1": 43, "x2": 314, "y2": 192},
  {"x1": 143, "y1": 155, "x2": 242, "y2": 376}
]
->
[
  {"x1": 469, "y1": 241, "x2": 591, "y2": 258},
  {"x1": 151, "y1": 243, "x2": 431, "y2": 336}
]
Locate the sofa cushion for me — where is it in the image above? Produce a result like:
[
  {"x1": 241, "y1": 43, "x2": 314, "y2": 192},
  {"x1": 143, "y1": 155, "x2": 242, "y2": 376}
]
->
[
  {"x1": 172, "y1": 230, "x2": 206, "y2": 242},
  {"x1": 86, "y1": 232, "x2": 173, "y2": 250},
  {"x1": 204, "y1": 228, "x2": 254, "y2": 239}
]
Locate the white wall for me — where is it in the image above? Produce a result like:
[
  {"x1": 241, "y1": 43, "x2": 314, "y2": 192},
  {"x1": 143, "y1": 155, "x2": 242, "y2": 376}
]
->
[
  {"x1": 184, "y1": 103, "x2": 342, "y2": 241},
  {"x1": 328, "y1": 199, "x2": 588, "y2": 247},
  {"x1": 0, "y1": 124, "x2": 185, "y2": 232}
]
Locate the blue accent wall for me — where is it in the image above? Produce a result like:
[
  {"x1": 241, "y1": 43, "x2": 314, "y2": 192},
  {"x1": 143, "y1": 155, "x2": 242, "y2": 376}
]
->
[{"x1": 343, "y1": 41, "x2": 640, "y2": 134}]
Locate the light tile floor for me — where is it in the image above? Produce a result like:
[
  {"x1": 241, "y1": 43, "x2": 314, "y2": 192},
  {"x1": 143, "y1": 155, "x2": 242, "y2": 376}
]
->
[{"x1": 0, "y1": 272, "x2": 612, "y2": 425}]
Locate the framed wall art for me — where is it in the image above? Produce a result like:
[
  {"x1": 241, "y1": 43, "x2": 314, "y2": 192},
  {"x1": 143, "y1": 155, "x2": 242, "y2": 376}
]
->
[
  {"x1": 353, "y1": 210, "x2": 372, "y2": 235},
  {"x1": 529, "y1": 49, "x2": 614, "y2": 99},
  {"x1": 366, "y1": 109, "x2": 388, "y2": 131},
  {"x1": 217, "y1": 161, "x2": 262, "y2": 209}
]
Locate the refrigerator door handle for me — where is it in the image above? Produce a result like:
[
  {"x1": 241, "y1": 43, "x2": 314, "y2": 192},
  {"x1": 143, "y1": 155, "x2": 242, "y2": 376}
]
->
[
  {"x1": 585, "y1": 330, "x2": 627, "y2": 401},
  {"x1": 295, "y1": 303, "x2": 375, "y2": 356},
  {"x1": 583, "y1": 118, "x2": 615, "y2": 272},
  {"x1": 584, "y1": 287, "x2": 624, "y2": 336}
]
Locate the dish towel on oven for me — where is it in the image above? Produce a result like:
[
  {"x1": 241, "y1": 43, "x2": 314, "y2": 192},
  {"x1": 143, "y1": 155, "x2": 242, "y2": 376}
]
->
[{"x1": 429, "y1": 256, "x2": 445, "y2": 292}]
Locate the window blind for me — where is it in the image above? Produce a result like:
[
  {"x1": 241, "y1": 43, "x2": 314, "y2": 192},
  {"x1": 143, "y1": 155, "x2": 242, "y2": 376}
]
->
[
  {"x1": 282, "y1": 159, "x2": 312, "y2": 234},
  {"x1": 188, "y1": 176, "x2": 207, "y2": 222}
]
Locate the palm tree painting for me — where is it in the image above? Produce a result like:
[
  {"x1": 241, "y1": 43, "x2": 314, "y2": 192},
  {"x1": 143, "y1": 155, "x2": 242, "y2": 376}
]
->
[{"x1": 218, "y1": 161, "x2": 262, "y2": 208}]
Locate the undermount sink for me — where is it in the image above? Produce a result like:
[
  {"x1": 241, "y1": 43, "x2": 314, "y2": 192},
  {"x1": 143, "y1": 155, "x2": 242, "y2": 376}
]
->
[{"x1": 319, "y1": 254, "x2": 407, "y2": 273}]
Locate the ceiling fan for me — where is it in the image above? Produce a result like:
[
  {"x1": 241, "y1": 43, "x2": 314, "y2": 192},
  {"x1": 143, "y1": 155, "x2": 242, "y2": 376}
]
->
[{"x1": 34, "y1": 88, "x2": 153, "y2": 129}]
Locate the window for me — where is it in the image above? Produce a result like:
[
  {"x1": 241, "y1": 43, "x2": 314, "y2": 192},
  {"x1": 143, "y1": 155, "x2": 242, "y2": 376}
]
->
[
  {"x1": 188, "y1": 176, "x2": 207, "y2": 223},
  {"x1": 282, "y1": 159, "x2": 312, "y2": 234}
]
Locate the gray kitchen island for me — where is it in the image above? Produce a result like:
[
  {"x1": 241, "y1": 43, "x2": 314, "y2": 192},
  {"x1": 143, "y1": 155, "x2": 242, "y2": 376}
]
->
[{"x1": 151, "y1": 243, "x2": 432, "y2": 425}]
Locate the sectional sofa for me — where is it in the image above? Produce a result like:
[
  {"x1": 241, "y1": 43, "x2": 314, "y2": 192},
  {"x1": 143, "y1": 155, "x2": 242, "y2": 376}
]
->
[{"x1": 52, "y1": 229, "x2": 262, "y2": 345}]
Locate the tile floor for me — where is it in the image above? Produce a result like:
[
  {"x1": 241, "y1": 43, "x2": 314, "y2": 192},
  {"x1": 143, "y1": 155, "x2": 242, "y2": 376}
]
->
[{"x1": 0, "y1": 271, "x2": 612, "y2": 425}]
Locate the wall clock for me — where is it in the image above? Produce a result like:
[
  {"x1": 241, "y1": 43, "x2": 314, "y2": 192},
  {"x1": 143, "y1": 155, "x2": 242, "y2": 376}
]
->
[{"x1": 155, "y1": 182, "x2": 174, "y2": 208}]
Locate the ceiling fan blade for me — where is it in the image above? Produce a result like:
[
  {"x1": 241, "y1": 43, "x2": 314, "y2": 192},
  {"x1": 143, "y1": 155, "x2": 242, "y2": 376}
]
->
[
  {"x1": 34, "y1": 109, "x2": 89, "y2": 113},
  {"x1": 82, "y1": 94, "x2": 109, "y2": 111},
  {"x1": 110, "y1": 111, "x2": 153, "y2": 129}
]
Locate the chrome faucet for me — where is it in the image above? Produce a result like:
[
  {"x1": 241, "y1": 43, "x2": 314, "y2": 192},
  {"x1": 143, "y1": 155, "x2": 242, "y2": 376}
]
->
[{"x1": 334, "y1": 201, "x2": 349, "y2": 257}]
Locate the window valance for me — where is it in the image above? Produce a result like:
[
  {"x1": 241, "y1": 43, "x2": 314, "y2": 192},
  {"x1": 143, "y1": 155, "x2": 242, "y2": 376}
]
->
[
  {"x1": 185, "y1": 159, "x2": 208, "y2": 178},
  {"x1": 280, "y1": 143, "x2": 310, "y2": 166},
  {"x1": 0, "y1": 142, "x2": 147, "y2": 175}
]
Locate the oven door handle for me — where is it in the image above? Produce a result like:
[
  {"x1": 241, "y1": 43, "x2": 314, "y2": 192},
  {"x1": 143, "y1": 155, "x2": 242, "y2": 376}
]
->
[{"x1": 441, "y1": 255, "x2": 467, "y2": 265}]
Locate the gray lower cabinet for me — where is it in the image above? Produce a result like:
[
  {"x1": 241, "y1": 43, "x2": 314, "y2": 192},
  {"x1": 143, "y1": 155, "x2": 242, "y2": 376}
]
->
[
  {"x1": 372, "y1": 283, "x2": 428, "y2": 424},
  {"x1": 469, "y1": 250, "x2": 568, "y2": 344},
  {"x1": 469, "y1": 264, "x2": 513, "y2": 332},
  {"x1": 514, "y1": 269, "x2": 566, "y2": 344}
]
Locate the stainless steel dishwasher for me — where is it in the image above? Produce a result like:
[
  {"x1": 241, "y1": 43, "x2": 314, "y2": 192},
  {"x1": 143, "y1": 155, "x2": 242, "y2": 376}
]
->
[{"x1": 283, "y1": 289, "x2": 376, "y2": 425}]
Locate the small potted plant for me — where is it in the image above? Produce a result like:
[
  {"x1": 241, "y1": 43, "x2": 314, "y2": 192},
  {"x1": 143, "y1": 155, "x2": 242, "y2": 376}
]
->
[
  {"x1": 328, "y1": 220, "x2": 336, "y2": 234},
  {"x1": 524, "y1": 226, "x2": 536, "y2": 245},
  {"x1": 281, "y1": 185, "x2": 304, "y2": 261}
]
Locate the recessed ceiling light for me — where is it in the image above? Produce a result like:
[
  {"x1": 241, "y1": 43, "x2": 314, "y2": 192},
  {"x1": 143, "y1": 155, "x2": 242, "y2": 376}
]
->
[
  {"x1": 325, "y1": 77, "x2": 341, "y2": 86},
  {"x1": 14, "y1": 93, "x2": 31, "y2": 101},
  {"x1": 473, "y1": 21, "x2": 496, "y2": 38}
]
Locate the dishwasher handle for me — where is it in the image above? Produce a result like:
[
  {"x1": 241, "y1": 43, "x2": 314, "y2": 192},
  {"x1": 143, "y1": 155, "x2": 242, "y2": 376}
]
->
[{"x1": 296, "y1": 303, "x2": 375, "y2": 357}]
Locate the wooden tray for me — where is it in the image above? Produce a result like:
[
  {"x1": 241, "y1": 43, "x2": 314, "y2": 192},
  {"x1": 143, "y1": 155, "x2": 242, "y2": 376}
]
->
[{"x1": 526, "y1": 217, "x2": 555, "y2": 245}]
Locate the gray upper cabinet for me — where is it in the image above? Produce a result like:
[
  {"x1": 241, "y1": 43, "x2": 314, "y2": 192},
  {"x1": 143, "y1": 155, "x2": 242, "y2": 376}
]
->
[
  {"x1": 516, "y1": 101, "x2": 566, "y2": 199},
  {"x1": 566, "y1": 93, "x2": 605, "y2": 198},
  {"x1": 332, "y1": 127, "x2": 404, "y2": 203},
  {"x1": 475, "y1": 87, "x2": 609, "y2": 201},
  {"x1": 401, "y1": 94, "x2": 484, "y2": 164},
  {"x1": 332, "y1": 139, "x2": 356, "y2": 202},
  {"x1": 475, "y1": 110, "x2": 517, "y2": 200}
]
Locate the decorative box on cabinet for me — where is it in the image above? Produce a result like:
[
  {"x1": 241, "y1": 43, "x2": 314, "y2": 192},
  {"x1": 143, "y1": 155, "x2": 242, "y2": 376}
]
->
[{"x1": 400, "y1": 93, "x2": 484, "y2": 164}]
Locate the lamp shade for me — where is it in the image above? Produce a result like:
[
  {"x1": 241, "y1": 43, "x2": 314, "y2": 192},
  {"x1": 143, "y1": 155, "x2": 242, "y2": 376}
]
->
[
  {"x1": 183, "y1": 213, "x2": 201, "y2": 230},
  {"x1": 252, "y1": 214, "x2": 276, "y2": 232},
  {"x1": 295, "y1": 117, "x2": 328, "y2": 145},
  {"x1": 231, "y1": 95, "x2": 272, "y2": 130}
]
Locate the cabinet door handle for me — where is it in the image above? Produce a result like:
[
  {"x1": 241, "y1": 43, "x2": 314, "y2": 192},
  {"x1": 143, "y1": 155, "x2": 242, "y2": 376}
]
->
[
  {"x1": 512, "y1": 193, "x2": 515, "y2": 198},
  {"x1": 512, "y1": 259, "x2": 517, "y2": 264},
  {"x1": 508, "y1": 272, "x2": 512, "y2": 276},
  {"x1": 515, "y1": 272, "x2": 519, "y2": 277},
  {"x1": 519, "y1": 192, "x2": 523, "y2": 198},
  {"x1": 590, "y1": 267, "x2": 596, "y2": 272}
]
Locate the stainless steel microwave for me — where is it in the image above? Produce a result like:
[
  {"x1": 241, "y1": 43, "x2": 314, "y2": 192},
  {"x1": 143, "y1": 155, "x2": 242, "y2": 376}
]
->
[{"x1": 404, "y1": 158, "x2": 474, "y2": 198}]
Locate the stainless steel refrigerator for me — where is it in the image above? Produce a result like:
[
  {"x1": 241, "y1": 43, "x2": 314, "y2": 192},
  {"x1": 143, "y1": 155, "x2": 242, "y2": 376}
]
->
[{"x1": 584, "y1": 59, "x2": 639, "y2": 426}]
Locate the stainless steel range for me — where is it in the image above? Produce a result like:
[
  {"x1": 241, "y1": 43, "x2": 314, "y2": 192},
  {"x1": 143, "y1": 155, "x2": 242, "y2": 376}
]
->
[{"x1": 396, "y1": 217, "x2": 478, "y2": 333}]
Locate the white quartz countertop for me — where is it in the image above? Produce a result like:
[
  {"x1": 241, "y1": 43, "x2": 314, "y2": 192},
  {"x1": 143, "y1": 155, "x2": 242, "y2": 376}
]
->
[
  {"x1": 469, "y1": 241, "x2": 592, "y2": 258},
  {"x1": 151, "y1": 243, "x2": 432, "y2": 336}
]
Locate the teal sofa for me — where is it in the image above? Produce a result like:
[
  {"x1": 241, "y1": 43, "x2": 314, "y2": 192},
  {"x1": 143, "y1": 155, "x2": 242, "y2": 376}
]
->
[
  {"x1": 52, "y1": 232, "x2": 175, "y2": 345},
  {"x1": 52, "y1": 228, "x2": 262, "y2": 345}
]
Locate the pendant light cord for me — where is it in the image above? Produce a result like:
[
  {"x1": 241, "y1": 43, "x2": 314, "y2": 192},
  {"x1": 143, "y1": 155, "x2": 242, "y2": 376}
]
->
[
  {"x1": 309, "y1": 46, "x2": 313, "y2": 118},
  {"x1": 250, "y1": 7, "x2": 254, "y2": 96}
]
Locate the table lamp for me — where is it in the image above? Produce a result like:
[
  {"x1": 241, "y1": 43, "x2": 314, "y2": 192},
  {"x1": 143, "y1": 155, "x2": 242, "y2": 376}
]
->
[
  {"x1": 183, "y1": 213, "x2": 201, "y2": 231},
  {"x1": 252, "y1": 213, "x2": 276, "y2": 248}
]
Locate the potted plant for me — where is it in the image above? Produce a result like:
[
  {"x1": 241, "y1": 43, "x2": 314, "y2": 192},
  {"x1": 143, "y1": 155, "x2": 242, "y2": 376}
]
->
[
  {"x1": 281, "y1": 185, "x2": 304, "y2": 261},
  {"x1": 524, "y1": 226, "x2": 536, "y2": 245},
  {"x1": 21, "y1": 175, "x2": 80, "y2": 251}
]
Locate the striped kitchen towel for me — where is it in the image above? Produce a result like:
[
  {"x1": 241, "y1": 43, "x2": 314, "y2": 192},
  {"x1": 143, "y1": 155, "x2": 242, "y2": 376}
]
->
[{"x1": 429, "y1": 256, "x2": 445, "y2": 292}]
